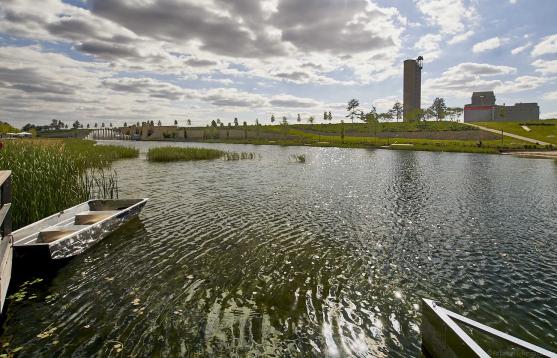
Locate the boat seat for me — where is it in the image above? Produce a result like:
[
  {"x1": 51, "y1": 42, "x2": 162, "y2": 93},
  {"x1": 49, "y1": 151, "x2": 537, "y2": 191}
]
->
[
  {"x1": 38, "y1": 228, "x2": 77, "y2": 243},
  {"x1": 74, "y1": 211, "x2": 119, "y2": 225}
]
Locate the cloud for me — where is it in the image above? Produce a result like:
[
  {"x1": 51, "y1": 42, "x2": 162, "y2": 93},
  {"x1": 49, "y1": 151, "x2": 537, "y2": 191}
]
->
[
  {"x1": 541, "y1": 111, "x2": 557, "y2": 119},
  {"x1": 414, "y1": 0, "x2": 477, "y2": 35},
  {"x1": 415, "y1": 34, "x2": 443, "y2": 60},
  {"x1": 422, "y1": 62, "x2": 538, "y2": 98},
  {"x1": 532, "y1": 59, "x2": 557, "y2": 75},
  {"x1": 472, "y1": 37, "x2": 504, "y2": 53},
  {"x1": 445, "y1": 63, "x2": 516, "y2": 76},
  {"x1": 269, "y1": 94, "x2": 320, "y2": 108},
  {"x1": 511, "y1": 43, "x2": 531, "y2": 55},
  {"x1": 448, "y1": 30, "x2": 473, "y2": 45},
  {"x1": 532, "y1": 34, "x2": 557, "y2": 57},
  {"x1": 542, "y1": 91, "x2": 557, "y2": 101}
]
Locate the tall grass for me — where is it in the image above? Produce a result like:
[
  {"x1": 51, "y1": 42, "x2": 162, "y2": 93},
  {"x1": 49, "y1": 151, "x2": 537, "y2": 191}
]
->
[
  {"x1": 0, "y1": 139, "x2": 138, "y2": 229},
  {"x1": 147, "y1": 147, "x2": 226, "y2": 162}
]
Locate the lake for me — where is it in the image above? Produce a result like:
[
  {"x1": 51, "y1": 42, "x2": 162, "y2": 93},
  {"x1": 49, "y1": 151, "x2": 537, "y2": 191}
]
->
[{"x1": 2, "y1": 142, "x2": 556, "y2": 356}]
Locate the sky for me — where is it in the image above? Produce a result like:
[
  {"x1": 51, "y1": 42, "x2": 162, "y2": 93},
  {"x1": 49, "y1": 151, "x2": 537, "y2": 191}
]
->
[{"x1": 1, "y1": 0, "x2": 557, "y2": 128}]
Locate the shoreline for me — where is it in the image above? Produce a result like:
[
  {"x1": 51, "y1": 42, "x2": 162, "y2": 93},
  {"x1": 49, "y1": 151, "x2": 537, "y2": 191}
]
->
[{"x1": 111, "y1": 137, "x2": 557, "y2": 156}]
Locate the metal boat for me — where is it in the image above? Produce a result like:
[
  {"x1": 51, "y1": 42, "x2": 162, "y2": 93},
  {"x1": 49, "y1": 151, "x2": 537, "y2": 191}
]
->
[
  {"x1": 421, "y1": 298, "x2": 556, "y2": 357},
  {"x1": 13, "y1": 199, "x2": 148, "y2": 260}
]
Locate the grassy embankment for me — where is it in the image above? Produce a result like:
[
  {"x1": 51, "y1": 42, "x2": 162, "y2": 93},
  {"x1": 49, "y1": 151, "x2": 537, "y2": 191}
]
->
[
  {"x1": 0, "y1": 139, "x2": 138, "y2": 229},
  {"x1": 195, "y1": 122, "x2": 536, "y2": 154},
  {"x1": 475, "y1": 120, "x2": 557, "y2": 146},
  {"x1": 147, "y1": 147, "x2": 257, "y2": 162}
]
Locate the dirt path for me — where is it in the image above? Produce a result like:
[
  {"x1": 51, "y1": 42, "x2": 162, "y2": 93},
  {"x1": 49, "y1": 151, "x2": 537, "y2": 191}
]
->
[{"x1": 464, "y1": 123, "x2": 552, "y2": 146}]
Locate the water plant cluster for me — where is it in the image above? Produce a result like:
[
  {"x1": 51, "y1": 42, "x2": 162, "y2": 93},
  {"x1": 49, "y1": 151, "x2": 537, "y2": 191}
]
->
[
  {"x1": 0, "y1": 139, "x2": 139, "y2": 229},
  {"x1": 147, "y1": 147, "x2": 226, "y2": 162},
  {"x1": 147, "y1": 147, "x2": 258, "y2": 162},
  {"x1": 290, "y1": 154, "x2": 306, "y2": 163},
  {"x1": 223, "y1": 151, "x2": 258, "y2": 160}
]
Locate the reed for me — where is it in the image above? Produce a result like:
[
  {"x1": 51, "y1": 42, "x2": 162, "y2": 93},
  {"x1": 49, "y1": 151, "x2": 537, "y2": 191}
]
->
[
  {"x1": 147, "y1": 147, "x2": 226, "y2": 162},
  {"x1": 0, "y1": 139, "x2": 138, "y2": 229}
]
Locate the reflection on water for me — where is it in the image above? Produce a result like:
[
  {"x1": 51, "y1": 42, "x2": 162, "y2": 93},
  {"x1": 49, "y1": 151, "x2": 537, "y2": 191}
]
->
[{"x1": 2, "y1": 142, "x2": 556, "y2": 356}]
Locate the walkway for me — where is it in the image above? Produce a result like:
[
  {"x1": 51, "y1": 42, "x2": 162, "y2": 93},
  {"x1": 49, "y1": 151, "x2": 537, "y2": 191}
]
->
[{"x1": 463, "y1": 123, "x2": 552, "y2": 146}]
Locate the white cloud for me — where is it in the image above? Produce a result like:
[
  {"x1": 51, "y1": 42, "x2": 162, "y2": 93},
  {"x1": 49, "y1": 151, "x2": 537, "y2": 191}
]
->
[
  {"x1": 472, "y1": 37, "x2": 504, "y2": 53},
  {"x1": 422, "y1": 62, "x2": 538, "y2": 98},
  {"x1": 414, "y1": 0, "x2": 477, "y2": 35},
  {"x1": 448, "y1": 30, "x2": 473, "y2": 45},
  {"x1": 532, "y1": 34, "x2": 557, "y2": 57},
  {"x1": 542, "y1": 91, "x2": 557, "y2": 101},
  {"x1": 496, "y1": 76, "x2": 547, "y2": 94},
  {"x1": 541, "y1": 111, "x2": 557, "y2": 119},
  {"x1": 532, "y1": 59, "x2": 557, "y2": 75},
  {"x1": 511, "y1": 43, "x2": 531, "y2": 55},
  {"x1": 415, "y1": 33, "x2": 443, "y2": 60}
]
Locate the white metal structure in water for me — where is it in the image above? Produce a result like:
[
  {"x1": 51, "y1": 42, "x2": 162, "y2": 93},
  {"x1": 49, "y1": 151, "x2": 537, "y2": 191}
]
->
[{"x1": 421, "y1": 298, "x2": 556, "y2": 357}]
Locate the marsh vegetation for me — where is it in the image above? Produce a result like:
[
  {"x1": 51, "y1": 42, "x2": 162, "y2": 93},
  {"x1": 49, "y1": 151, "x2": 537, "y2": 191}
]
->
[
  {"x1": 0, "y1": 139, "x2": 138, "y2": 229},
  {"x1": 147, "y1": 147, "x2": 226, "y2": 162}
]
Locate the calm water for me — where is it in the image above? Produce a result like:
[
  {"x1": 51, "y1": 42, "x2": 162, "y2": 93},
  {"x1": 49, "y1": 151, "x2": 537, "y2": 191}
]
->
[{"x1": 2, "y1": 142, "x2": 557, "y2": 356}]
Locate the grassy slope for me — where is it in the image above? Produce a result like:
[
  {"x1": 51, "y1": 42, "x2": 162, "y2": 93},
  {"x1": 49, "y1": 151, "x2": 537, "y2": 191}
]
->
[
  {"x1": 199, "y1": 126, "x2": 534, "y2": 154},
  {"x1": 475, "y1": 120, "x2": 557, "y2": 145},
  {"x1": 291, "y1": 121, "x2": 471, "y2": 134}
]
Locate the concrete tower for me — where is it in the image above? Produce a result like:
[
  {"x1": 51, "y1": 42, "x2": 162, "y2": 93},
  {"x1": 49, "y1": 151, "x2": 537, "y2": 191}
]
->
[{"x1": 403, "y1": 56, "x2": 423, "y2": 121}]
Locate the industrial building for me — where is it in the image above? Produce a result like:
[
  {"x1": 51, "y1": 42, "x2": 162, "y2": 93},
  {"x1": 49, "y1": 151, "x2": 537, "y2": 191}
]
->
[
  {"x1": 463, "y1": 91, "x2": 539, "y2": 122},
  {"x1": 403, "y1": 56, "x2": 423, "y2": 122}
]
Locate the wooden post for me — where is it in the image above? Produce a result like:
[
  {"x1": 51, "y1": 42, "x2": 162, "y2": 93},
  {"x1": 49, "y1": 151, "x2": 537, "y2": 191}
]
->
[{"x1": 0, "y1": 171, "x2": 12, "y2": 313}]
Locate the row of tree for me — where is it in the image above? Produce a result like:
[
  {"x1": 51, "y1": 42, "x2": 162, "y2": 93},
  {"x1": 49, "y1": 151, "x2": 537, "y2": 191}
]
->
[{"x1": 346, "y1": 98, "x2": 463, "y2": 124}]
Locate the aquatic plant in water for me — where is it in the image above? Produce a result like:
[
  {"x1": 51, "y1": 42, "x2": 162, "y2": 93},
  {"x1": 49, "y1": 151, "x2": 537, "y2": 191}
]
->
[{"x1": 290, "y1": 154, "x2": 306, "y2": 163}]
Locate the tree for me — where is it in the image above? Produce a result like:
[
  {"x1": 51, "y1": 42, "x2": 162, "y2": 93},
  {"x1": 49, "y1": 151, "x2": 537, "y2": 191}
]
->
[
  {"x1": 340, "y1": 120, "x2": 345, "y2": 143},
  {"x1": 270, "y1": 114, "x2": 275, "y2": 124},
  {"x1": 211, "y1": 120, "x2": 217, "y2": 127},
  {"x1": 323, "y1": 111, "x2": 327, "y2": 121},
  {"x1": 64, "y1": 124, "x2": 68, "y2": 129},
  {"x1": 429, "y1": 98, "x2": 447, "y2": 121},
  {"x1": 174, "y1": 119, "x2": 178, "y2": 126},
  {"x1": 123, "y1": 122, "x2": 128, "y2": 127},
  {"x1": 187, "y1": 119, "x2": 191, "y2": 126},
  {"x1": 447, "y1": 107, "x2": 463, "y2": 122},
  {"x1": 86, "y1": 123, "x2": 90, "y2": 129},
  {"x1": 391, "y1": 102, "x2": 403, "y2": 122},
  {"x1": 234, "y1": 117, "x2": 239, "y2": 126},
  {"x1": 157, "y1": 120, "x2": 162, "y2": 126},
  {"x1": 346, "y1": 99, "x2": 360, "y2": 123},
  {"x1": 363, "y1": 106, "x2": 379, "y2": 136},
  {"x1": 136, "y1": 121, "x2": 140, "y2": 127},
  {"x1": 308, "y1": 116, "x2": 315, "y2": 124},
  {"x1": 94, "y1": 123, "x2": 98, "y2": 128},
  {"x1": 328, "y1": 111, "x2": 332, "y2": 122},
  {"x1": 243, "y1": 121, "x2": 248, "y2": 139},
  {"x1": 281, "y1": 117, "x2": 288, "y2": 138},
  {"x1": 101, "y1": 122, "x2": 105, "y2": 128},
  {"x1": 297, "y1": 113, "x2": 301, "y2": 123},
  {"x1": 109, "y1": 122, "x2": 113, "y2": 127},
  {"x1": 50, "y1": 119, "x2": 59, "y2": 129}
]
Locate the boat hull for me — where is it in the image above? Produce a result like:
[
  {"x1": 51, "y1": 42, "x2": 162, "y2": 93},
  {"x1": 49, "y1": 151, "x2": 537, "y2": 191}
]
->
[{"x1": 13, "y1": 199, "x2": 147, "y2": 261}]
